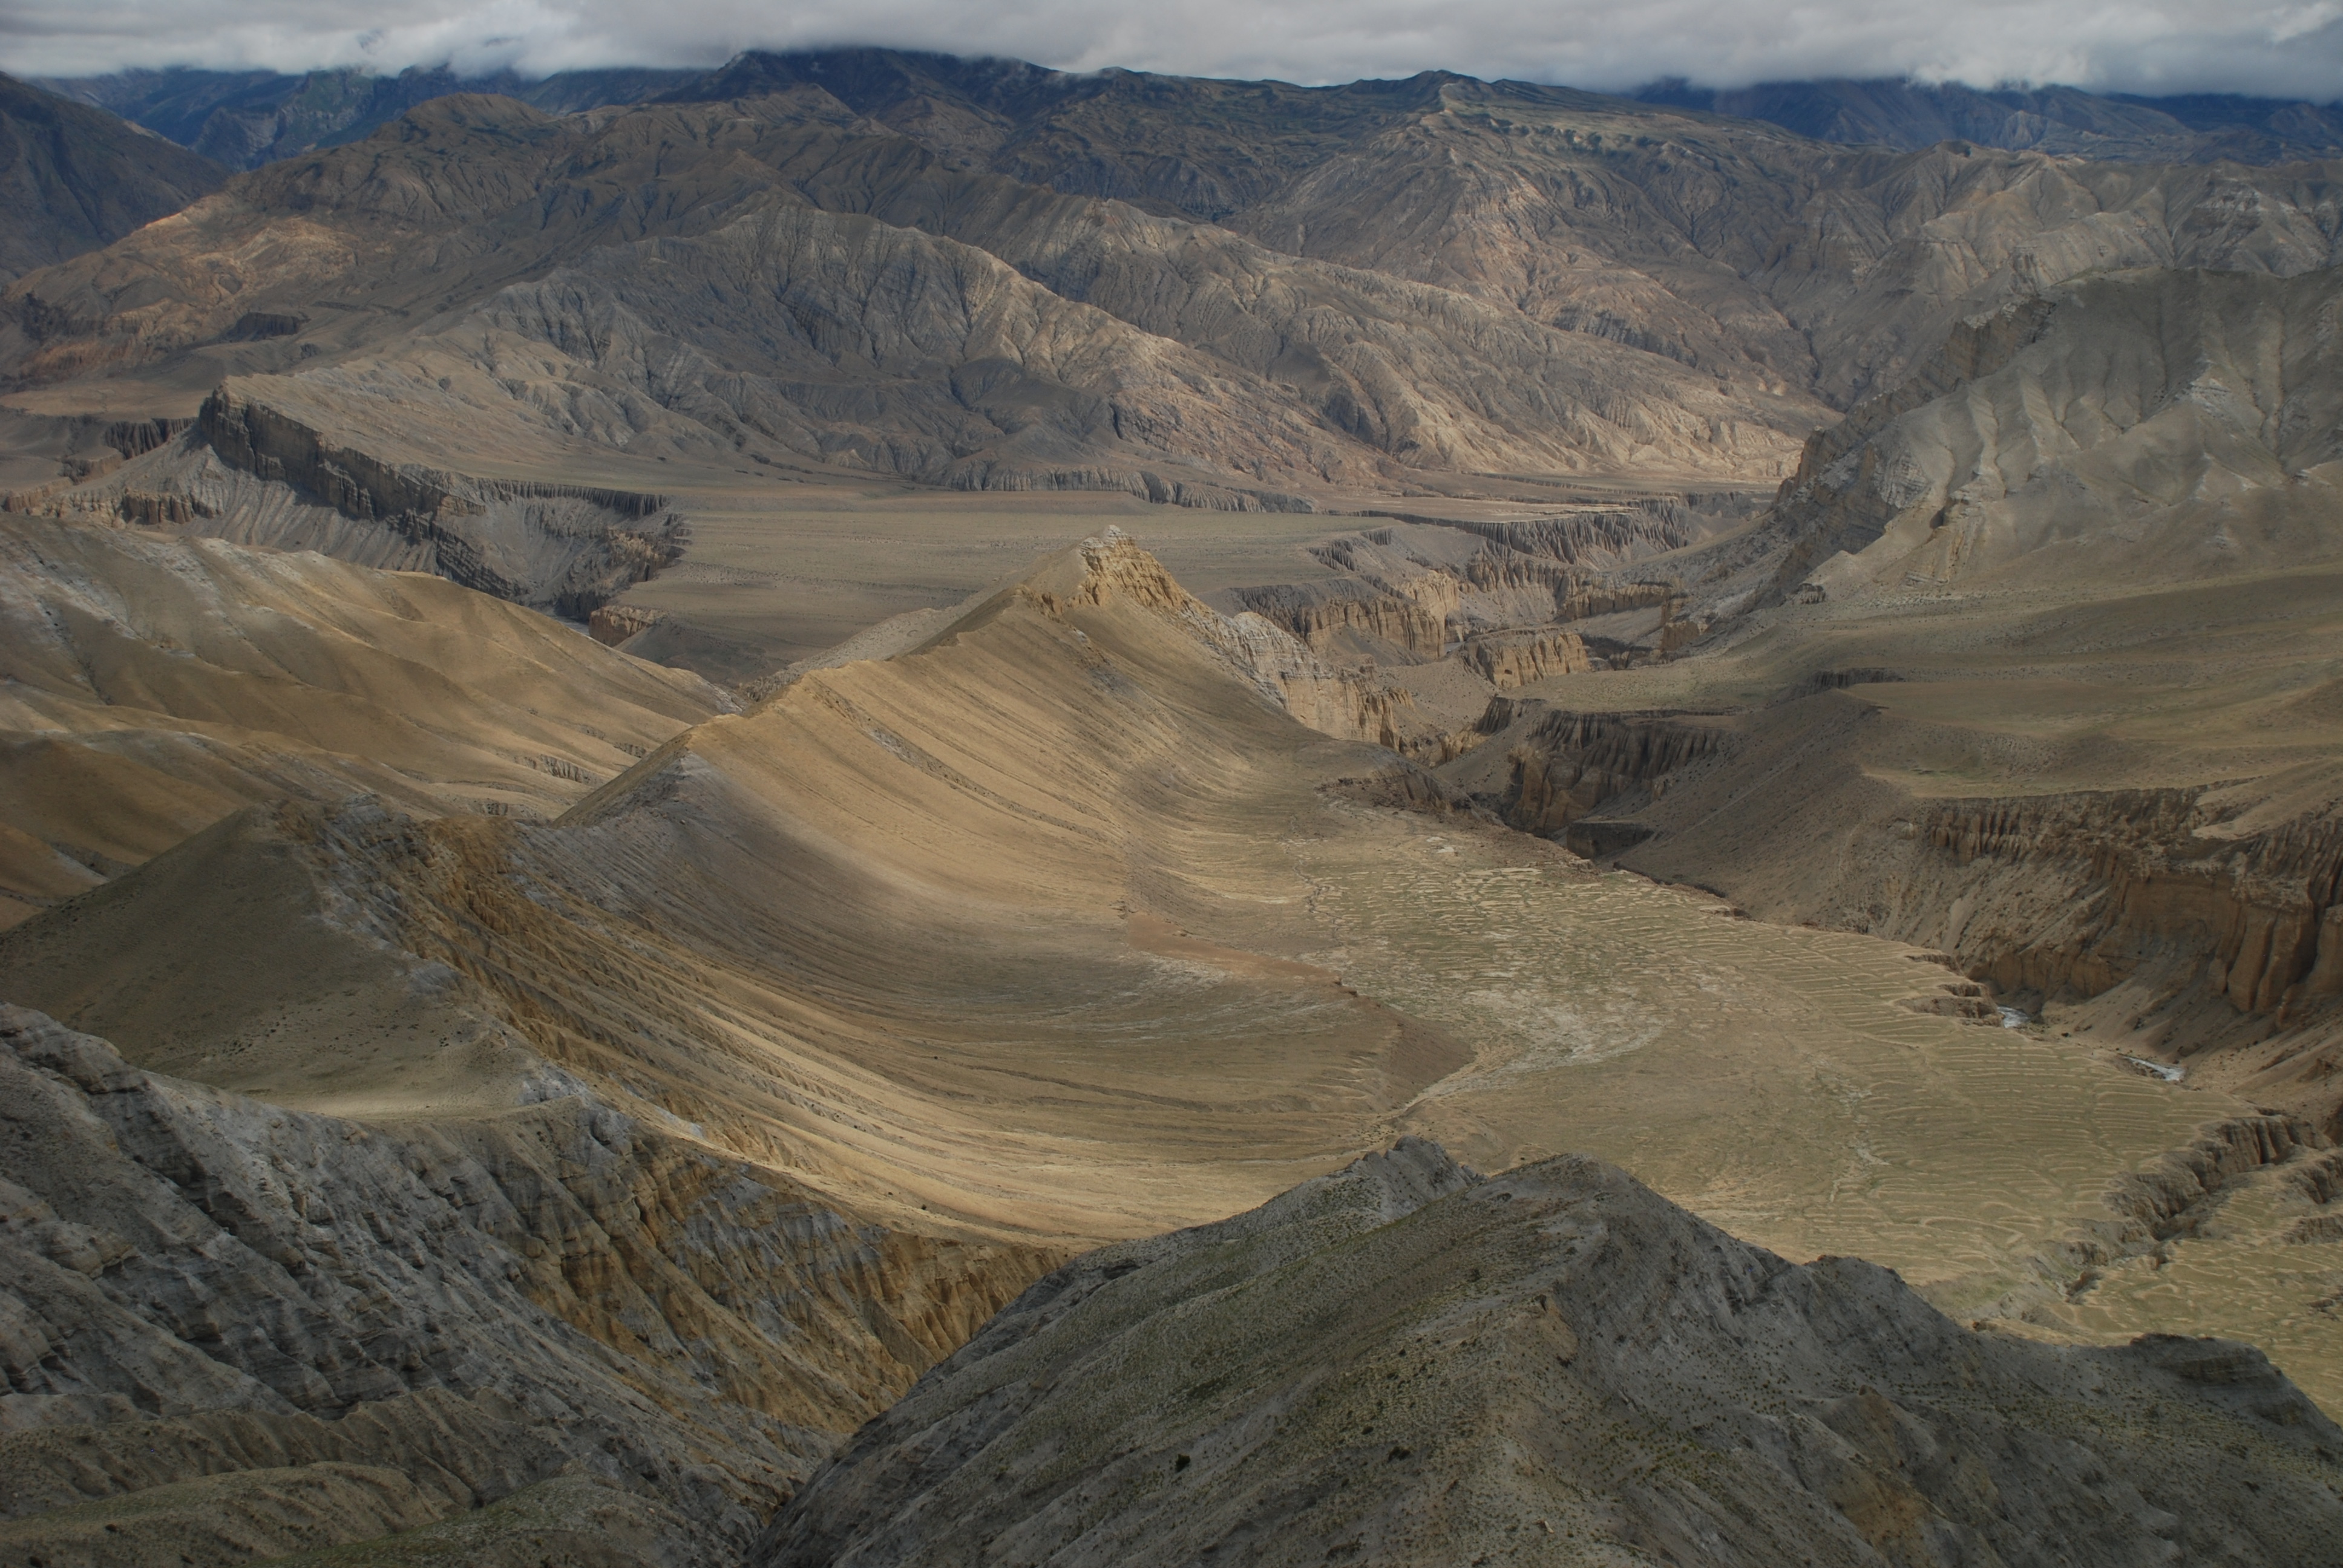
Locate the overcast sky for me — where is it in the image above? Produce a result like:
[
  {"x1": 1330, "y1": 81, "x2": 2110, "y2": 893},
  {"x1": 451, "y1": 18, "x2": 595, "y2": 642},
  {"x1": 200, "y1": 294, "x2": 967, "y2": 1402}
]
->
[{"x1": 5, "y1": 0, "x2": 2341, "y2": 100}]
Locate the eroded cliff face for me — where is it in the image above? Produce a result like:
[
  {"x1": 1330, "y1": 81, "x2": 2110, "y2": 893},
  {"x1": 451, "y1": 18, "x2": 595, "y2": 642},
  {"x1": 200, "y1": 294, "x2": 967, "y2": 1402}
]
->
[
  {"x1": 1441, "y1": 697, "x2": 1740, "y2": 839},
  {"x1": 1442, "y1": 681, "x2": 2343, "y2": 1132},
  {"x1": 1221, "y1": 518, "x2": 1709, "y2": 739},
  {"x1": 1898, "y1": 789, "x2": 2343, "y2": 1014},
  {"x1": 1230, "y1": 580, "x2": 1450, "y2": 659},
  {"x1": 11, "y1": 387, "x2": 689, "y2": 616},
  {"x1": 1821, "y1": 786, "x2": 2343, "y2": 1128},
  {"x1": 1458, "y1": 627, "x2": 1590, "y2": 690}
]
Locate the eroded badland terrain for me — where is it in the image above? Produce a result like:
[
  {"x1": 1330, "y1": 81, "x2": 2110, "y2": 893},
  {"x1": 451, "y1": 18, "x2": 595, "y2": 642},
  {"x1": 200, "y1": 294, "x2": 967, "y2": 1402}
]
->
[{"x1": 4, "y1": 47, "x2": 2343, "y2": 1566}]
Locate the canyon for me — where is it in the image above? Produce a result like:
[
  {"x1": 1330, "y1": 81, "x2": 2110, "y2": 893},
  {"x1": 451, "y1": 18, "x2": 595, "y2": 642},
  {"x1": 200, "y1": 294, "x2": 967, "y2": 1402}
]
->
[{"x1": 1, "y1": 44, "x2": 2342, "y2": 1567}]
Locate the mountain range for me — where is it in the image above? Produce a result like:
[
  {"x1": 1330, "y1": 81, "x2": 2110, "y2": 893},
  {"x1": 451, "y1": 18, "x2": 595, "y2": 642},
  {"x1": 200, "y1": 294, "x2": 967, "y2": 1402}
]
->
[
  {"x1": 7, "y1": 50, "x2": 2342, "y2": 555},
  {"x1": 36, "y1": 56, "x2": 2343, "y2": 173},
  {"x1": 0, "y1": 72, "x2": 223, "y2": 284},
  {"x1": 5, "y1": 40, "x2": 2343, "y2": 1568}
]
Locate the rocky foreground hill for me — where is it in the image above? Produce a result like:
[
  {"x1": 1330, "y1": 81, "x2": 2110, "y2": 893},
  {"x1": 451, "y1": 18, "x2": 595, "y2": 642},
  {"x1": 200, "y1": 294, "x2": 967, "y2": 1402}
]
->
[{"x1": 765, "y1": 1140, "x2": 2343, "y2": 1567}]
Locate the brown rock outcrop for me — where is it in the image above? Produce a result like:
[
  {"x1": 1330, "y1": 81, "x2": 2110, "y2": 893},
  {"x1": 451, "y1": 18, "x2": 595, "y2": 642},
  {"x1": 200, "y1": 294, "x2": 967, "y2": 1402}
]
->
[
  {"x1": 588, "y1": 604, "x2": 665, "y2": 645},
  {"x1": 1907, "y1": 789, "x2": 2343, "y2": 1021},
  {"x1": 1227, "y1": 580, "x2": 1449, "y2": 658},
  {"x1": 1458, "y1": 626, "x2": 1590, "y2": 688},
  {"x1": 1447, "y1": 699, "x2": 1740, "y2": 835}
]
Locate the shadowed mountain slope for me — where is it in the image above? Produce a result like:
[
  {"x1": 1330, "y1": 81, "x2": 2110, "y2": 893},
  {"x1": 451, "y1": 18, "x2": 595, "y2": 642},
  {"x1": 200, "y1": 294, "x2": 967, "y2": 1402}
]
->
[
  {"x1": 0, "y1": 73, "x2": 224, "y2": 284},
  {"x1": 764, "y1": 1140, "x2": 2343, "y2": 1567}
]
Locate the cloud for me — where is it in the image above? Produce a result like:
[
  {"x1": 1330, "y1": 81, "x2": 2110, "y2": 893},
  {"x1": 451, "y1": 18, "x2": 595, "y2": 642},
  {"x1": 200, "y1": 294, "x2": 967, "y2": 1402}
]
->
[{"x1": 3, "y1": 0, "x2": 2338, "y2": 102}]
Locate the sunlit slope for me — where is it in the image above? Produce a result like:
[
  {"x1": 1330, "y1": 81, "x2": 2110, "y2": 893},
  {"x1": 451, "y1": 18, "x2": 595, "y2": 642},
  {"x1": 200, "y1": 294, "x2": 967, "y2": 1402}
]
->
[
  {"x1": 0, "y1": 514, "x2": 724, "y2": 923},
  {"x1": 0, "y1": 530, "x2": 1464, "y2": 1239}
]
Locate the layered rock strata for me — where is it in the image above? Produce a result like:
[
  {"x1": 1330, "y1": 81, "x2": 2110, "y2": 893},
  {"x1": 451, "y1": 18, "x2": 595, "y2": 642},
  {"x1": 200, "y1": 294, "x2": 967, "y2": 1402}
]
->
[{"x1": 25, "y1": 388, "x2": 691, "y2": 617}]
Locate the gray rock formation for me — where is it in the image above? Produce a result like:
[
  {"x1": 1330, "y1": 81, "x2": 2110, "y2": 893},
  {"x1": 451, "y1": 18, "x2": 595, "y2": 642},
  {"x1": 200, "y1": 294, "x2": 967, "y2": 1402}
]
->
[
  {"x1": 0, "y1": 1002, "x2": 1046, "y2": 1564},
  {"x1": 763, "y1": 1140, "x2": 2343, "y2": 1567},
  {"x1": 1723, "y1": 266, "x2": 2343, "y2": 612}
]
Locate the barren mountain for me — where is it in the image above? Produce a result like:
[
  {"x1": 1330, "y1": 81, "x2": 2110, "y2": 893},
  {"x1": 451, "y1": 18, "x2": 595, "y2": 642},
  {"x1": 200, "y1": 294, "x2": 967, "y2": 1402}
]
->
[
  {"x1": 1640, "y1": 76, "x2": 2343, "y2": 163},
  {"x1": 1231, "y1": 98, "x2": 2343, "y2": 407},
  {"x1": 631, "y1": 54, "x2": 2343, "y2": 403},
  {"x1": 765, "y1": 1140, "x2": 2343, "y2": 1567},
  {"x1": 0, "y1": 86, "x2": 1824, "y2": 502},
  {"x1": 7, "y1": 42, "x2": 2343, "y2": 1568},
  {"x1": 1702, "y1": 264, "x2": 2343, "y2": 611},
  {"x1": 47, "y1": 51, "x2": 2343, "y2": 175},
  {"x1": 36, "y1": 62, "x2": 695, "y2": 169},
  {"x1": 0, "y1": 73, "x2": 224, "y2": 284}
]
